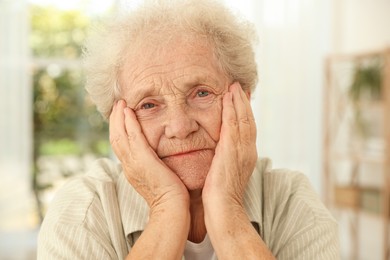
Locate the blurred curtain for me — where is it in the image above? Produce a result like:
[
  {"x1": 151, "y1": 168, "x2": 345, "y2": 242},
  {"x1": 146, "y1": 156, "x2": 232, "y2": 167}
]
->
[
  {"x1": 0, "y1": 0, "x2": 34, "y2": 230},
  {"x1": 249, "y1": 0, "x2": 332, "y2": 193}
]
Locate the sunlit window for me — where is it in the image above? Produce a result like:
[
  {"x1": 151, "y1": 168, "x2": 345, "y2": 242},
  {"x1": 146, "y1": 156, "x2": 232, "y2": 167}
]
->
[{"x1": 29, "y1": 0, "x2": 114, "y2": 221}]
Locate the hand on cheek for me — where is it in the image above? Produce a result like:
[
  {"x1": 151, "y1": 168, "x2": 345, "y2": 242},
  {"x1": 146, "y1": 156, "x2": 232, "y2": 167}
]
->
[
  {"x1": 203, "y1": 82, "x2": 257, "y2": 206},
  {"x1": 109, "y1": 100, "x2": 189, "y2": 209},
  {"x1": 202, "y1": 84, "x2": 273, "y2": 260}
]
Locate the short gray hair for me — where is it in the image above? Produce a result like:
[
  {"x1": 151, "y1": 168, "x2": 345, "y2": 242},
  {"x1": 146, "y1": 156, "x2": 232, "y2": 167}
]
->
[{"x1": 84, "y1": 0, "x2": 258, "y2": 119}]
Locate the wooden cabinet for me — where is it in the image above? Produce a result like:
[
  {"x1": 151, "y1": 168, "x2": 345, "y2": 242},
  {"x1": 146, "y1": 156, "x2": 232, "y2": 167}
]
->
[{"x1": 323, "y1": 48, "x2": 390, "y2": 260}]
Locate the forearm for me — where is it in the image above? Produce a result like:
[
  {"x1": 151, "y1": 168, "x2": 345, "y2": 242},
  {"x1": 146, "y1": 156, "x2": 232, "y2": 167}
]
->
[
  {"x1": 126, "y1": 204, "x2": 190, "y2": 260},
  {"x1": 205, "y1": 202, "x2": 275, "y2": 260}
]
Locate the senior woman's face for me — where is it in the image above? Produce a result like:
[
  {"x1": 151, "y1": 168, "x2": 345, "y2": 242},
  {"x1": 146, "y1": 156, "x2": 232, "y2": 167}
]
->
[{"x1": 119, "y1": 36, "x2": 230, "y2": 191}]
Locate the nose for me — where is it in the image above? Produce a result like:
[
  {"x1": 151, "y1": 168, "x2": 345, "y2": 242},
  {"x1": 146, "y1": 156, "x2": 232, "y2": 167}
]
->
[{"x1": 164, "y1": 106, "x2": 199, "y2": 139}]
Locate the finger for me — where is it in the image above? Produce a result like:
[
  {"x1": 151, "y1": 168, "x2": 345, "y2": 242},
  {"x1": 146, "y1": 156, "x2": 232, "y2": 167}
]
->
[
  {"x1": 123, "y1": 107, "x2": 156, "y2": 157},
  {"x1": 109, "y1": 100, "x2": 131, "y2": 157},
  {"x1": 235, "y1": 84, "x2": 258, "y2": 164},
  {"x1": 220, "y1": 91, "x2": 238, "y2": 146},
  {"x1": 238, "y1": 85, "x2": 255, "y2": 123},
  {"x1": 239, "y1": 87, "x2": 257, "y2": 142},
  {"x1": 230, "y1": 83, "x2": 253, "y2": 144}
]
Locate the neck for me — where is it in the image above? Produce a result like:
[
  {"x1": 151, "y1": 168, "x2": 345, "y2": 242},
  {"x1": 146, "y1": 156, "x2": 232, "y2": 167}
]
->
[{"x1": 187, "y1": 189, "x2": 206, "y2": 243}]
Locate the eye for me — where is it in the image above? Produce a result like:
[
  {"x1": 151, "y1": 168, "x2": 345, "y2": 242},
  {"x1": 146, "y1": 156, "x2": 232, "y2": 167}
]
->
[
  {"x1": 197, "y1": 90, "x2": 210, "y2": 97},
  {"x1": 187, "y1": 86, "x2": 217, "y2": 110},
  {"x1": 140, "y1": 102, "x2": 156, "y2": 109}
]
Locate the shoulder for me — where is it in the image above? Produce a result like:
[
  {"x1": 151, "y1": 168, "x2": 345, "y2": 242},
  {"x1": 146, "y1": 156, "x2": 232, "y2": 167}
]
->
[
  {"x1": 258, "y1": 159, "x2": 339, "y2": 258},
  {"x1": 263, "y1": 165, "x2": 313, "y2": 203},
  {"x1": 43, "y1": 158, "x2": 122, "y2": 225},
  {"x1": 262, "y1": 164, "x2": 333, "y2": 223},
  {"x1": 37, "y1": 158, "x2": 124, "y2": 258},
  {"x1": 254, "y1": 158, "x2": 317, "y2": 206}
]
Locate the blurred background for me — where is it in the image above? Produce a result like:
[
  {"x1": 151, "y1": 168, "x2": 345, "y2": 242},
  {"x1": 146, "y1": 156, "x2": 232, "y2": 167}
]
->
[{"x1": 0, "y1": 0, "x2": 389, "y2": 259}]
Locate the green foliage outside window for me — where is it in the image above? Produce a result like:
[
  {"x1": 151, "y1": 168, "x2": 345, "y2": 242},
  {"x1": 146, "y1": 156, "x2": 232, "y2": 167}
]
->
[
  {"x1": 30, "y1": 6, "x2": 89, "y2": 58},
  {"x1": 31, "y1": 5, "x2": 109, "y2": 221}
]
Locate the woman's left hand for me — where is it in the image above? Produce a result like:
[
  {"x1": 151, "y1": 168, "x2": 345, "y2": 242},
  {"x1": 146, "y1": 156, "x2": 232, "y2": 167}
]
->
[
  {"x1": 202, "y1": 81, "x2": 257, "y2": 208},
  {"x1": 202, "y1": 83, "x2": 275, "y2": 259}
]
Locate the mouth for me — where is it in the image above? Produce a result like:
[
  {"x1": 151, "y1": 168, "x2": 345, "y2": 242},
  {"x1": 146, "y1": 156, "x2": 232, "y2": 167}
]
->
[{"x1": 160, "y1": 149, "x2": 213, "y2": 159}]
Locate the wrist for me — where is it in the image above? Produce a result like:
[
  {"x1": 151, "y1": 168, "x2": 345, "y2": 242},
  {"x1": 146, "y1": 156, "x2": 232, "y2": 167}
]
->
[
  {"x1": 150, "y1": 196, "x2": 190, "y2": 218},
  {"x1": 204, "y1": 195, "x2": 247, "y2": 238},
  {"x1": 148, "y1": 183, "x2": 190, "y2": 209},
  {"x1": 129, "y1": 198, "x2": 190, "y2": 260},
  {"x1": 204, "y1": 199, "x2": 246, "y2": 225},
  {"x1": 203, "y1": 190, "x2": 244, "y2": 216}
]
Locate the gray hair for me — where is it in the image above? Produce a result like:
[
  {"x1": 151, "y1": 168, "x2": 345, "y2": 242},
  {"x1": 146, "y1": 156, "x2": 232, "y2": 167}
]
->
[{"x1": 84, "y1": 0, "x2": 258, "y2": 119}]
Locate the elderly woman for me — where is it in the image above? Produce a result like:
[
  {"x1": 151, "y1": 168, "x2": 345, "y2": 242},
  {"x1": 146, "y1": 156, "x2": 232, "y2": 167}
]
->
[{"x1": 38, "y1": 0, "x2": 339, "y2": 259}]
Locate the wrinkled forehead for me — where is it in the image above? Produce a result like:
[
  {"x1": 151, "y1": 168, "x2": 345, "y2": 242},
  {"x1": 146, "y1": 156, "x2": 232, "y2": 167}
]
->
[
  {"x1": 123, "y1": 32, "x2": 216, "y2": 70},
  {"x1": 118, "y1": 33, "x2": 228, "y2": 95}
]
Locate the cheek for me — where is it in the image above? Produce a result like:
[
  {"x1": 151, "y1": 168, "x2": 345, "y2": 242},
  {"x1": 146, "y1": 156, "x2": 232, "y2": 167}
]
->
[
  {"x1": 138, "y1": 119, "x2": 162, "y2": 151},
  {"x1": 197, "y1": 101, "x2": 222, "y2": 142}
]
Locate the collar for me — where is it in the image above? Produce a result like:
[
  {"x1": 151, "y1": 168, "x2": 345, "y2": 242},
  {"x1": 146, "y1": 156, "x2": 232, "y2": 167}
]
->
[{"x1": 116, "y1": 158, "x2": 271, "y2": 240}]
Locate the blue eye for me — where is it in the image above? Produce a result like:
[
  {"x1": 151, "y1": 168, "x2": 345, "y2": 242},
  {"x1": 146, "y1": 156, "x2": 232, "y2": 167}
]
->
[
  {"x1": 141, "y1": 103, "x2": 155, "y2": 109},
  {"x1": 197, "y1": 90, "x2": 209, "y2": 97}
]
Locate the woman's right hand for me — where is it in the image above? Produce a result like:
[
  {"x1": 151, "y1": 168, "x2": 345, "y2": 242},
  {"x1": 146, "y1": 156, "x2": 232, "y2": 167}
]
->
[
  {"x1": 111, "y1": 100, "x2": 190, "y2": 259},
  {"x1": 109, "y1": 100, "x2": 189, "y2": 209}
]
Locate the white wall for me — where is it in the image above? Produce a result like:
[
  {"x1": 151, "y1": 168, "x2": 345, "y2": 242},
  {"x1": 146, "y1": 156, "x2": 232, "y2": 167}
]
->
[
  {"x1": 250, "y1": 0, "x2": 332, "y2": 194},
  {"x1": 0, "y1": 0, "x2": 34, "y2": 231},
  {"x1": 333, "y1": 0, "x2": 390, "y2": 53}
]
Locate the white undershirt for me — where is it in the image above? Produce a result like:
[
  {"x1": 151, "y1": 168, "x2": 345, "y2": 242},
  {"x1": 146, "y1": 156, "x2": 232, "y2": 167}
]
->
[{"x1": 183, "y1": 234, "x2": 215, "y2": 260}]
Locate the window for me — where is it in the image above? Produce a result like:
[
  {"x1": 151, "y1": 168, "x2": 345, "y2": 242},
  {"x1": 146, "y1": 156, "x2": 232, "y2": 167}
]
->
[{"x1": 30, "y1": 1, "x2": 115, "y2": 220}]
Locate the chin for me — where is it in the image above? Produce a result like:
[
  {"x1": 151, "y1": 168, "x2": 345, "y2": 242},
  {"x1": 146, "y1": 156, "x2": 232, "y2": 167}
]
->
[
  {"x1": 162, "y1": 149, "x2": 214, "y2": 191},
  {"x1": 180, "y1": 173, "x2": 207, "y2": 191}
]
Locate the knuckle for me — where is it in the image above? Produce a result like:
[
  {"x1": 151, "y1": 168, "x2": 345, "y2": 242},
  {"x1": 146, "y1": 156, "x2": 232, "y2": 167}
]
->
[
  {"x1": 227, "y1": 118, "x2": 238, "y2": 127},
  {"x1": 127, "y1": 131, "x2": 137, "y2": 142},
  {"x1": 109, "y1": 133, "x2": 120, "y2": 146}
]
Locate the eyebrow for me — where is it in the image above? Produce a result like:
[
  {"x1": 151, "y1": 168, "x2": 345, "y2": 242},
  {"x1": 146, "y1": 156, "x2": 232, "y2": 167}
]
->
[
  {"x1": 124, "y1": 82, "x2": 157, "y2": 108},
  {"x1": 173, "y1": 72, "x2": 220, "y2": 90},
  {"x1": 125, "y1": 72, "x2": 221, "y2": 107}
]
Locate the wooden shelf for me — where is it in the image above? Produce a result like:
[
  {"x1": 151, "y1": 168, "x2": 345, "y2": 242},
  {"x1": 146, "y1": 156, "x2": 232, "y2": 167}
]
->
[
  {"x1": 331, "y1": 152, "x2": 386, "y2": 164},
  {"x1": 333, "y1": 186, "x2": 385, "y2": 214},
  {"x1": 323, "y1": 48, "x2": 390, "y2": 260}
]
